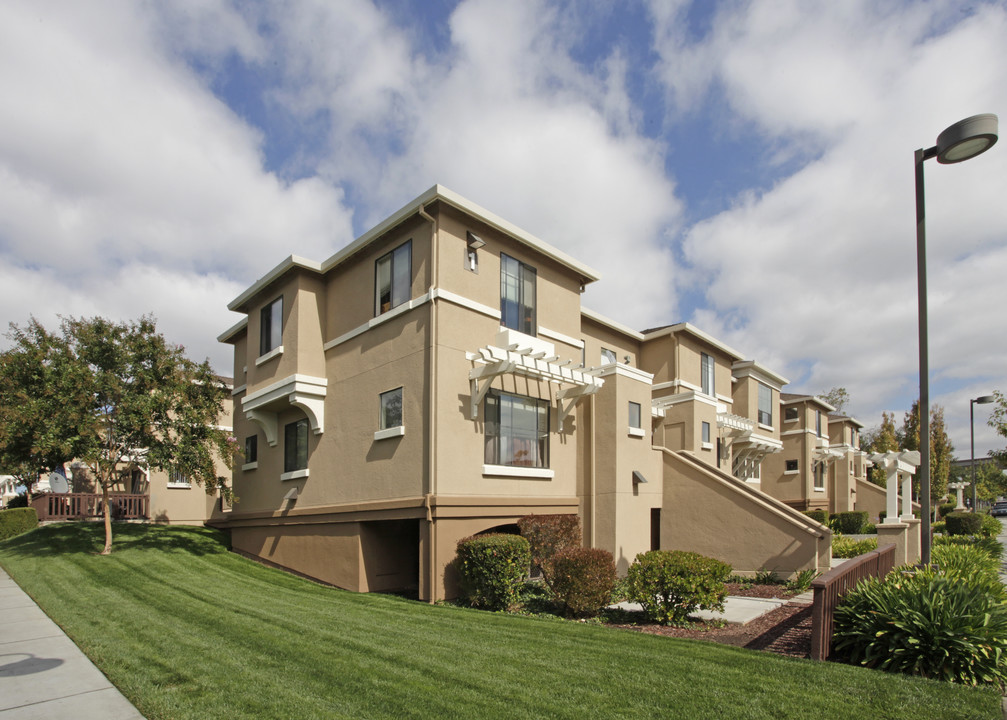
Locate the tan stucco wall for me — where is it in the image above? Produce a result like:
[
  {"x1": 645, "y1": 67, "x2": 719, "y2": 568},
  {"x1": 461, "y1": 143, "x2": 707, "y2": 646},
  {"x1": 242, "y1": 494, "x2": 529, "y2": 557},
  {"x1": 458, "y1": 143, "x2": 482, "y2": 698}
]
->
[
  {"x1": 661, "y1": 450, "x2": 831, "y2": 577},
  {"x1": 583, "y1": 368, "x2": 664, "y2": 574}
]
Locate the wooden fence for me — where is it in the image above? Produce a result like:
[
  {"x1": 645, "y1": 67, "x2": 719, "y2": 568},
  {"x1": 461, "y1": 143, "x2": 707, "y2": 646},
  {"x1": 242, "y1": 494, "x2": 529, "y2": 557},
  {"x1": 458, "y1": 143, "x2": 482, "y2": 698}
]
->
[
  {"x1": 30, "y1": 493, "x2": 149, "y2": 522},
  {"x1": 810, "y1": 543, "x2": 896, "y2": 661}
]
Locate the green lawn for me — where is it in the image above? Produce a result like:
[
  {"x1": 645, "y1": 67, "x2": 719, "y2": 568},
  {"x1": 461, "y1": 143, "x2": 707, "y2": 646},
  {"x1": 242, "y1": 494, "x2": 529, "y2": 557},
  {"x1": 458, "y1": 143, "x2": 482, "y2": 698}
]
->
[{"x1": 0, "y1": 524, "x2": 999, "y2": 720}]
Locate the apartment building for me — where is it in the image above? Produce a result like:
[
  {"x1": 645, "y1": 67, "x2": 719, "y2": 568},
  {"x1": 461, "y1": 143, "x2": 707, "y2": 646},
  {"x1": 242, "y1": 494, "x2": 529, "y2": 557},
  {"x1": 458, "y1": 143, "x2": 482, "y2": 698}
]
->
[
  {"x1": 219, "y1": 185, "x2": 830, "y2": 600},
  {"x1": 761, "y1": 394, "x2": 838, "y2": 512}
]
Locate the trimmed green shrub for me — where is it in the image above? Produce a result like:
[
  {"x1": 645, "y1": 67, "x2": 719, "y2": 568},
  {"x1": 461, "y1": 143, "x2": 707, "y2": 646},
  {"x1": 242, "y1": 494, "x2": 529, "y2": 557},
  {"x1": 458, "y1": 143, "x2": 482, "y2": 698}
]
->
[
  {"x1": 978, "y1": 513, "x2": 1001, "y2": 538},
  {"x1": 831, "y1": 511, "x2": 868, "y2": 535},
  {"x1": 933, "y1": 533, "x2": 1003, "y2": 560},
  {"x1": 517, "y1": 514, "x2": 581, "y2": 586},
  {"x1": 802, "y1": 508, "x2": 828, "y2": 524},
  {"x1": 832, "y1": 535, "x2": 878, "y2": 559},
  {"x1": 862, "y1": 522, "x2": 877, "y2": 534},
  {"x1": 455, "y1": 533, "x2": 530, "y2": 611},
  {"x1": 0, "y1": 507, "x2": 38, "y2": 541},
  {"x1": 626, "y1": 550, "x2": 731, "y2": 625},
  {"x1": 937, "y1": 502, "x2": 956, "y2": 519},
  {"x1": 834, "y1": 568, "x2": 1007, "y2": 687},
  {"x1": 549, "y1": 547, "x2": 617, "y2": 617},
  {"x1": 945, "y1": 511, "x2": 982, "y2": 536},
  {"x1": 932, "y1": 521, "x2": 946, "y2": 535}
]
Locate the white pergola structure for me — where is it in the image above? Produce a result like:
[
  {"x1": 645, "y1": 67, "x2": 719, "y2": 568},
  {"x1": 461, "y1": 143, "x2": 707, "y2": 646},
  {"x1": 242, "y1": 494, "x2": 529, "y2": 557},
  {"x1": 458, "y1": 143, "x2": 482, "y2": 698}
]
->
[
  {"x1": 948, "y1": 481, "x2": 969, "y2": 510},
  {"x1": 466, "y1": 343, "x2": 604, "y2": 430},
  {"x1": 869, "y1": 450, "x2": 922, "y2": 523},
  {"x1": 718, "y1": 411, "x2": 783, "y2": 482}
]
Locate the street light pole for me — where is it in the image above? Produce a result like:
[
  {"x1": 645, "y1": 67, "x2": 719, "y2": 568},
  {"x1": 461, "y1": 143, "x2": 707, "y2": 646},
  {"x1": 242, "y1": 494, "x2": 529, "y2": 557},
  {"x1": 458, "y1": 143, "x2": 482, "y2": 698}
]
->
[
  {"x1": 914, "y1": 114, "x2": 998, "y2": 565},
  {"x1": 971, "y1": 394, "x2": 996, "y2": 511}
]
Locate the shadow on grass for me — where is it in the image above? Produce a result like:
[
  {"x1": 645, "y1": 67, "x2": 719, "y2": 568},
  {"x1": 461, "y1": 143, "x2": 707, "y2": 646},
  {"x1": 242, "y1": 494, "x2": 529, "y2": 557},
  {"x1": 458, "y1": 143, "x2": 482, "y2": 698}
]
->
[{"x1": 0, "y1": 522, "x2": 230, "y2": 559}]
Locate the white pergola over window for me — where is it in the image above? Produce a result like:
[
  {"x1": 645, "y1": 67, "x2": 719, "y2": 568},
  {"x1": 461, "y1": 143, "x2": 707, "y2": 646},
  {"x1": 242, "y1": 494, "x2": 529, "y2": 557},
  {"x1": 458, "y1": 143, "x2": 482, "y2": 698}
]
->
[{"x1": 466, "y1": 344, "x2": 604, "y2": 431}]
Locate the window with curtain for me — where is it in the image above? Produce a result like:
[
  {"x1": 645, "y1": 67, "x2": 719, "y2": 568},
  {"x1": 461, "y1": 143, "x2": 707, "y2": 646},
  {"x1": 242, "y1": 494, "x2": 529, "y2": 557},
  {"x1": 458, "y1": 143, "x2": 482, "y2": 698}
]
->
[{"x1": 484, "y1": 391, "x2": 549, "y2": 468}]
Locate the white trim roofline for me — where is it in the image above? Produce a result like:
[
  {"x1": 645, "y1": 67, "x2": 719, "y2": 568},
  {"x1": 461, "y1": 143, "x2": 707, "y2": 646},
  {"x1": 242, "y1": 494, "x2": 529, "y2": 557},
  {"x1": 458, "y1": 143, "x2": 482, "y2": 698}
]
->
[
  {"x1": 224, "y1": 185, "x2": 601, "y2": 315},
  {"x1": 581, "y1": 307, "x2": 644, "y2": 341},
  {"x1": 642, "y1": 322, "x2": 745, "y2": 361},
  {"x1": 732, "y1": 359, "x2": 790, "y2": 388}
]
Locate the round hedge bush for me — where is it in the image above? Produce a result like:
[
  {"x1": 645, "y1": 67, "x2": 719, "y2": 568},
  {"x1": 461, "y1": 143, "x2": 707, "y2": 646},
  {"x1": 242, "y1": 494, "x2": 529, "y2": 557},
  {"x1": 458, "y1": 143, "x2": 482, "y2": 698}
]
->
[
  {"x1": 549, "y1": 547, "x2": 616, "y2": 617},
  {"x1": 944, "y1": 511, "x2": 983, "y2": 536},
  {"x1": 626, "y1": 550, "x2": 731, "y2": 625},
  {"x1": 455, "y1": 533, "x2": 530, "y2": 611}
]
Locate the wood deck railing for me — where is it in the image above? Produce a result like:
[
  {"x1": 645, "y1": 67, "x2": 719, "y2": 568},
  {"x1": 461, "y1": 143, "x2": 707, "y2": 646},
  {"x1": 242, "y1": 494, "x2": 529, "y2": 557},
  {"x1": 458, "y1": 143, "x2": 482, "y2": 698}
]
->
[
  {"x1": 30, "y1": 493, "x2": 149, "y2": 522},
  {"x1": 810, "y1": 543, "x2": 896, "y2": 661}
]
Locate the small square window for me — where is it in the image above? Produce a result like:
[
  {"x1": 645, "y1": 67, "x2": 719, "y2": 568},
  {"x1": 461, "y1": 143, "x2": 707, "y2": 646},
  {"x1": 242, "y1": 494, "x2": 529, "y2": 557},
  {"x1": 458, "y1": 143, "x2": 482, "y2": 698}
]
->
[
  {"x1": 284, "y1": 418, "x2": 308, "y2": 473},
  {"x1": 701, "y1": 421, "x2": 711, "y2": 444},
  {"x1": 380, "y1": 388, "x2": 403, "y2": 430},
  {"x1": 784, "y1": 407, "x2": 799, "y2": 422},
  {"x1": 260, "y1": 296, "x2": 282, "y2": 356},
  {"x1": 629, "y1": 402, "x2": 641, "y2": 429},
  {"x1": 245, "y1": 435, "x2": 258, "y2": 464},
  {"x1": 168, "y1": 466, "x2": 191, "y2": 487},
  {"x1": 785, "y1": 460, "x2": 799, "y2": 472},
  {"x1": 601, "y1": 347, "x2": 617, "y2": 364}
]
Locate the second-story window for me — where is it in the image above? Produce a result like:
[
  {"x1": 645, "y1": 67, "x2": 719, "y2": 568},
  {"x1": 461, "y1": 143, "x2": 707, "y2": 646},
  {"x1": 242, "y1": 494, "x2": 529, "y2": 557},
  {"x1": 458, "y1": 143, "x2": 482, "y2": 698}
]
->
[
  {"x1": 758, "y1": 383, "x2": 773, "y2": 426},
  {"x1": 784, "y1": 407, "x2": 799, "y2": 422},
  {"x1": 375, "y1": 240, "x2": 412, "y2": 316},
  {"x1": 260, "y1": 296, "x2": 282, "y2": 356},
  {"x1": 284, "y1": 418, "x2": 308, "y2": 473},
  {"x1": 500, "y1": 253, "x2": 536, "y2": 335},
  {"x1": 701, "y1": 352, "x2": 715, "y2": 397},
  {"x1": 601, "y1": 347, "x2": 617, "y2": 364},
  {"x1": 816, "y1": 409, "x2": 823, "y2": 437},
  {"x1": 629, "y1": 402, "x2": 642, "y2": 429},
  {"x1": 245, "y1": 435, "x2": 258, "y2": 464}
]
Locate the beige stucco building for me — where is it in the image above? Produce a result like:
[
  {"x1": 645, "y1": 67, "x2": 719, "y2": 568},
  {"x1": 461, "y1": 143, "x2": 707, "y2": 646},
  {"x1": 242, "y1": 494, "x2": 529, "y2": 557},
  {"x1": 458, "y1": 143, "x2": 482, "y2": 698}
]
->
[{"x1": 218, "y1": 185, "x2": 832, "y2": 601}]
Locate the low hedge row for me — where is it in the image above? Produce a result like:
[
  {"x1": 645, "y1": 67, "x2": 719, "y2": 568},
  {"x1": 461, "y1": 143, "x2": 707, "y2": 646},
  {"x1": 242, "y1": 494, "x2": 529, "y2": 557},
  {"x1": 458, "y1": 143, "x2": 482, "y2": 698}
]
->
[
  {"x1": 550, "y1": 547, "x2": 616, "y2": 617},
  {"x1": 944, "y1": 511, "x2": 982, "y2": 536},
  {"x1": 0, "y1": 507, "x2": 38, "y2": 541}
]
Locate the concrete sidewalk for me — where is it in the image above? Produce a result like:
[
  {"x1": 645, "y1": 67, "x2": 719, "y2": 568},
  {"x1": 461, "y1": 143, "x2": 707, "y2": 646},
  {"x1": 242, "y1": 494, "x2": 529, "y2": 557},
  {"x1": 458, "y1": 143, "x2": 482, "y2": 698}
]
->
[{"x1": 0, "y1": 567, "x2": 144, "y2": 719}]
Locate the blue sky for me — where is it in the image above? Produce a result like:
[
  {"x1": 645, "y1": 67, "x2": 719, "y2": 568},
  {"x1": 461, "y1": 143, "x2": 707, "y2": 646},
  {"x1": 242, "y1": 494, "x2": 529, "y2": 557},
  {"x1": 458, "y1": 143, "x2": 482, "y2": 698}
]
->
[{"x1": 0, "y1": 0, "x2": 1005, "y2": 456}]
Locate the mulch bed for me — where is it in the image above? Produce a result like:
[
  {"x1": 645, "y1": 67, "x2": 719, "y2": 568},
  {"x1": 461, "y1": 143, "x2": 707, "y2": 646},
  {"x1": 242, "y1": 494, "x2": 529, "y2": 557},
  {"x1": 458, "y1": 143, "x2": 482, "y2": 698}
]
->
[{"x1": 608, "y1": 583, "x2": 814, "y2": 659}]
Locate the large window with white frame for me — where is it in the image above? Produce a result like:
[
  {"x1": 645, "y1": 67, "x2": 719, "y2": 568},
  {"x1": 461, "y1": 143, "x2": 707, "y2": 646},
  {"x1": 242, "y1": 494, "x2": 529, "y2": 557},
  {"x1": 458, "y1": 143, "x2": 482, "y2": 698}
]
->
[
  {"x1": 259, "y1": 296, "x2": 282, "y2": 356},
  {"x1": 484, "y1": 391, "x2": 549, "y2": 468},
  {"x1": 284, "y1": 418, "x2": 309, "y2": 473},
  {"x1": 758, "y1": 383, "x2": 773, "y2": 426},
  {"x1": 701, "y1": 352, "x2": 715, "y2": 397},
  {"x1": 500, "y1": 253, "x2": 536, "y2": 335},
  {"x1": 375, "y1": 240, "x2": 412, "y2": 316}
]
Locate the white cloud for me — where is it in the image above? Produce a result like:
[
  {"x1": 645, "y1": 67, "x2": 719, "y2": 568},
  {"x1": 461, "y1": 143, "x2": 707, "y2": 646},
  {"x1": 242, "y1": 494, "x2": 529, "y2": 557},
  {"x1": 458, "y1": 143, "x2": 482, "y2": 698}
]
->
[
  {"x1": 0, "y1": 0, "x2": 355, "y2": 364},
  {"x1": 649, "y1": 1, "x2": 1007, "y2": 455}
]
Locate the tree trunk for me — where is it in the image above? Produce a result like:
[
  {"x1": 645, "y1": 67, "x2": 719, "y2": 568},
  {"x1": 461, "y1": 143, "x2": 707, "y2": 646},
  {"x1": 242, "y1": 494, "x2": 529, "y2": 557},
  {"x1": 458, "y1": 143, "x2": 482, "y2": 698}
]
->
[{"x1": 100, "y1": 479, "x2": 112, "y2": 555}]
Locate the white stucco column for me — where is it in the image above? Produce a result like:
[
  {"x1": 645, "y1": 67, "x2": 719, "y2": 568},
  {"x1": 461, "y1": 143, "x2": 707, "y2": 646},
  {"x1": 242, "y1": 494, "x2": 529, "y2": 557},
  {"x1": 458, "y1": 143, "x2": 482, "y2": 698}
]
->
[
  {"x1": 885, "y1": 463, "x2": 899, "y2": 524},
  {"x1": 900, "y1": 470, "x2": 914, "y2": 521}
]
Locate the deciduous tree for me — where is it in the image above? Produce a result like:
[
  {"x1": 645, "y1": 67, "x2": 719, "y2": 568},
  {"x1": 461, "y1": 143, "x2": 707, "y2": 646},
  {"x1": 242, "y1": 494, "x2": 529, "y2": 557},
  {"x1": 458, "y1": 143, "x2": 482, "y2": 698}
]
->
[
  {"x1": 820, "y1": 387, "x2": 850, "y2": 415},
  {"x1": 863, "y1": 411, "x2": 899, "y2": 487},
  {"x1": 0, "y1": 316, "x2": 235, "y2": 553}
]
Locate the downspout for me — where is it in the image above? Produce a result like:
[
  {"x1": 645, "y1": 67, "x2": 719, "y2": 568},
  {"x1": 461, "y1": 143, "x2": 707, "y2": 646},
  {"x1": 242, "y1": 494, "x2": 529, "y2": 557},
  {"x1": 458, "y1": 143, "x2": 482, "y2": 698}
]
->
[
  {"x1": 589, "y1": 393, "x2": 596, "y2": 547},
  {"x1": 418, "y1": 203, "x2": 438, "y2": 602}
]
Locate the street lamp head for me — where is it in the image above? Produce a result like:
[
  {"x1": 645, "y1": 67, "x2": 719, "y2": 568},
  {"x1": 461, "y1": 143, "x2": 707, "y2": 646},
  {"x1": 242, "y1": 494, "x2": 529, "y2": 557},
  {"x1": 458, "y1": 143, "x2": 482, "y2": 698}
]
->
[
  {"x1": 974, "y1": 394, "x2": 997, "y2": 405},
  {"x1": 936, "y1": 114, "x2": 998, "y2": 164}
]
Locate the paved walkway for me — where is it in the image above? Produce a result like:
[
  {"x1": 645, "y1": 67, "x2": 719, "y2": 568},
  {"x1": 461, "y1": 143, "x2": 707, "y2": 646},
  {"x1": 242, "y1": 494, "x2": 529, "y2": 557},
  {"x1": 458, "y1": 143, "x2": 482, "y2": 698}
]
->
[{"x1": 0, "y1": 567, "x2": 144, "y2": 719}]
